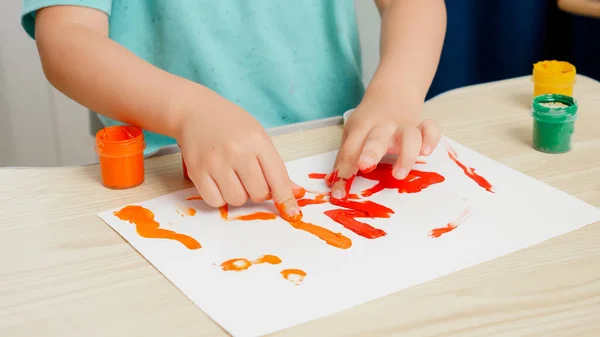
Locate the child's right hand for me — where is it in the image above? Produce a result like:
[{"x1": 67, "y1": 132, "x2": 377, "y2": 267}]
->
[{"x1": 176, "y1": 96, "x2": 303, "y2": 222}]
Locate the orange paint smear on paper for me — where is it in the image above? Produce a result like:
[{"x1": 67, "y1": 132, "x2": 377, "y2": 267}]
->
[
  {"x1": 220, "y1": 254, "x2": 282, "y2": 271},
  {"x1": 219, "y1": 205, "x2": 229, "y2": 220},
  {"x1": 186, "y1": 196, "x2": 203, "y2": 201},
  {"x1": 429, "y1": 206, "x2": 472, "y2": 238},
  {"x1": 281, "y1": 269, "x2": 307, "y2": 285},
  {"x1": 234, "y1": 212, "x2": 278, "y2": 221},
  {"x1": 177, "y1": 207, "x2": 197, "y2": 217},
  {"x1": 445, "y1": 143, "x2": 494, "y2": 193},
  {"x1": 325, "y1": 199, "x2": 394, "y2": 239},
  {"x1": 288, "y1": 219, "x2": 352, "y2": 249},
  {"x1": 114, "y1": 205, "x2": 202, "y2": 249},
  {"x1": 308, "y1": 173, "x2": 327, "y2": 179}
]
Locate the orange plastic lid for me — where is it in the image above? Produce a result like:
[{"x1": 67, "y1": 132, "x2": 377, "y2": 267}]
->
[
  {"x1": 95, "y1": 125, "x2": 146, "y2": 157},
  {"x1": 532, "y1": 60, "x2": 576, "y2": 87}
]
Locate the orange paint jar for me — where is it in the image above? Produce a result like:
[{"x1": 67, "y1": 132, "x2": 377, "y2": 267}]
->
[
  {"x1": 532, "y1": 60, "x2": 576, "y2": 98},
  {"x1": 95, "y1": 125, "x2": 146, "y2": 189}
]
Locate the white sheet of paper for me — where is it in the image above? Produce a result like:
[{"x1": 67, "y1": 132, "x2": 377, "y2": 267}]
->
[{"x1": 98, "y1": 137, "x2": 600, "y2": 337}]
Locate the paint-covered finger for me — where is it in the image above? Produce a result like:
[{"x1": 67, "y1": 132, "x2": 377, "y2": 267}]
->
[
  {"x1": 190, "y1": 170, "x2": 226, "y2": 208},
  {"x1": 417, "y1": 119, "x2": 441, "y2": 156},
  {"x1": 212, "y1": 169, "x2": 249, "y2": 207},
  {"x1": 235, "y1": 158, "x2": 270, "y2": 203},
  {"x1": 325, "y1": 130, "x2": 348, "y2": 186},
  {"x1": 265, "y1": 182, "x2": 306, "y2": 201},
  {"x1": 331, "y1": 131, "x2": 366, "y2": 200},
  {"x1": 258, "y1": 147, "x2": 302, "y2": 222},
  {"x1": 358, "y1": 125, "x2": 395, "y2": 173},
  {"x1": 391, "y1": 126, "x2": 422, "y2": 180}
]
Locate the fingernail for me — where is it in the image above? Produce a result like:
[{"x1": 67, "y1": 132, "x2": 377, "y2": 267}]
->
[
  {"x1": 286, "y1": 206, "x2": 302, "y2": 221},
  {"x1": 332, "y1": 189, "x2": 344, "y2": 200},
  {"x1": 359, "y1": 155, "x2": 375, "y2": 171},
  {"x1": 275, "y1": 202, "x2": 303, "y2": 222},
  {"x1": 422, "y1": 146, "x2": 432, "y2": 155},
  {"x1": 393, "y1": 167, "x2": 408, "y2": 180}
]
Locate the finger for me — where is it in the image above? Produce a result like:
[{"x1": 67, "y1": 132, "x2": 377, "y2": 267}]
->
[
  {"x1": 417, "y1": 119, "x2": 441, "y2": 156},
  {"x1": 325, "y1": 130, "x2": 348, "y2": 186},
  {"x1": 357, "y1": 125, "x2": 396, "y2": 173},
  {"x1": 190, "y1": 170, "x2": 226, "y2": 207},
  {"x1": 265, "y1": 183, "x2": 306, "y2": 201},
  {"x1": 212, "y1": 169, "x2": 248, "y2": 207},
  {"x1": 258, "y1": 145, "x2": 301, "y2": 222},
  {"x1": 391, "y1": 126, "x2": 422, "y2": 180},
  {"x1": 235, "y1": 158, "x2": 270, "y2": 203},
  {"x1": 331, "y1": 130, "x2": 368, "y2": 200}
]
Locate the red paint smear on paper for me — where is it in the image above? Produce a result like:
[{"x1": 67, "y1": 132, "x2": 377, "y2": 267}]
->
[
  {"x1": 234, "y1": 212, "x2": 278, "y2": 221},
  {"x1": 114, "y1": 205, "x2": 202, "y2": 249},
  {"x1": 446, "y1": 144, "x2": 494, "y2": 193},
  {"x1": 429, "y1": 206, "x2": 472, "y2": 238},
  {"x1": 359, "y1": 163, "x2": 445, "y2": 197},
  {"x1": 308, "y1": 173, "x2": 327, "y2": 179},
  {"x1": 220, "y1": 254, "x2": 282, "y2": 271},
  {"x1": 281, "y1": 269, "x2": 307, "y2": 285},
  {"x1": 288, "y1": 219, "x2": 352, "y2": 249},
  {"x1": 297, "y1": 194, "x2": 327, "y2": 207},
  {"x1": 324, "y1": 199, "x2": 394, "y2": 239}
]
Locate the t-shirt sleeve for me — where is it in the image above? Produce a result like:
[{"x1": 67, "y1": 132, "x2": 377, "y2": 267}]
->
[{"x1": 21, "y1": 0, "x2": 113, "y2": 39}]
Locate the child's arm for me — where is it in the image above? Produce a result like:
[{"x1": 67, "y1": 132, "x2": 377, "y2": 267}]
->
[
  {"x1": 327, "y1": 0, "x2": 446, "y2": 199},
  {"x1": 35, "y1": 6, "x2": 211, "y2": 140},
  {"x1": 367, "y1": 0, "x2": 447, "y2": 117},
  {"x1": 35, "y1": 5, "x2": 302, "y2": 218},
  {"x1": 557, "y1": 0, "x2": 600, "y2": 18}
]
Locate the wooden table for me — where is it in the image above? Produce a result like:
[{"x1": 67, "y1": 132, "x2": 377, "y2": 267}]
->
[{"x1": 1, "y1": 75, "x2": 599, "y2": 337}]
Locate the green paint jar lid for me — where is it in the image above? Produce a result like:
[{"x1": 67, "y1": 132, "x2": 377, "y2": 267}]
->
[{"x1": 531, "y1": 94, "x2": 578, "y2": 124}]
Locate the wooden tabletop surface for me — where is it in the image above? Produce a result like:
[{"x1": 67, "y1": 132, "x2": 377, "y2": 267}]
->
[{"x1": 1, "y1": 75, "x2": 599, "y2": 337}]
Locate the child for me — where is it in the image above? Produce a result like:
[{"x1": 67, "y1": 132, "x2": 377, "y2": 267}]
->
[{"x1": 22, "y1": 0, "x2": 446, "y2": 220}]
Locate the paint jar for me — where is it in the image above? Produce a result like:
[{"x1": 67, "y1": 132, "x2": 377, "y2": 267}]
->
[
  {"x1": 95, "y1": 125, "x2": 146, "y2": 189},
  {"x1": 531, "y1": 94, "x2": 578, "y2": 154},
  {"x1": 532, "y1": 60, "x2": 576, "y2": 98}
]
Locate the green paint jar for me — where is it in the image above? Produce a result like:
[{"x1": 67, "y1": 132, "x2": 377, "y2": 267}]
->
[{"x1": 531, "y1": 94, "x2": 578, "y2": 154}]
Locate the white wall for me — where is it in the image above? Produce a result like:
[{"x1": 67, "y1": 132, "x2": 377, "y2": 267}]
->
[{"x1": 0, "y1": 0, "x2": 380, "y2": 167}]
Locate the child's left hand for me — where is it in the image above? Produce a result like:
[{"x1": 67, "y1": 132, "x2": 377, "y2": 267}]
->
[{"x1": 326, "y1": 96, "x2": 441, "y2": 200}]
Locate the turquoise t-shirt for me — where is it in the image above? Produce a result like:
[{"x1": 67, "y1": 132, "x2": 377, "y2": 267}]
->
[{"x1": 21, "y1": 0, "x2": 365, "y2": 155}]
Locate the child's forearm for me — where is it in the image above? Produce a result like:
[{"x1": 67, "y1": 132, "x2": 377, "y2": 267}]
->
[
  {"x1": 557, "y1": 0, "x2": 600, "y2": 18},
  {"x1": 366, "y1": 0, "x2": 447, "y2": 117},
  {"x1": 35, "y1": 6, "x2": 220, "y2": 140}
]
